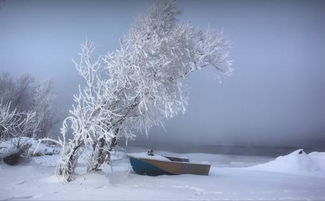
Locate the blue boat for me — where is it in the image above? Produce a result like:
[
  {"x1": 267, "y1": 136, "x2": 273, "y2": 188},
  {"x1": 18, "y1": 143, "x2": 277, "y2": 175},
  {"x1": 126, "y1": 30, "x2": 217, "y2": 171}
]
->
[{"x1": 128, "y1": 153, "x2": 211, "y2": 176}]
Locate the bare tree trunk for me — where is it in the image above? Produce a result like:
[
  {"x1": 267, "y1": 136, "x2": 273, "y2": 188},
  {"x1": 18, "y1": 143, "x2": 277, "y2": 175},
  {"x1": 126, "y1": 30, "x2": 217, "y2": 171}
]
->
[{"x1": 57, "y1": 137, "x2": 84, "y2": 182}]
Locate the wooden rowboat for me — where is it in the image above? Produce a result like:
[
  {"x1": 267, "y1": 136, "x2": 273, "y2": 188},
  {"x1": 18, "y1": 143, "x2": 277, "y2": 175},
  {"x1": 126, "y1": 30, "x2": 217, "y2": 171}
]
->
[{"x1": 128, "y1": 153, "x2": 211, "y2": 176}]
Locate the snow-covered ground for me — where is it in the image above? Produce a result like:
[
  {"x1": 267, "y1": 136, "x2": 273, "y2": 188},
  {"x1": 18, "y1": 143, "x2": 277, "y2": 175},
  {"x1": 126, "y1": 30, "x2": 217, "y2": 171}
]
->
[
  {"x1": 0, "y1": 137, "x2": 60, "y2": 158},
  {"x1": 1, "y1": 149, "x2": 325, "y2": 200}
]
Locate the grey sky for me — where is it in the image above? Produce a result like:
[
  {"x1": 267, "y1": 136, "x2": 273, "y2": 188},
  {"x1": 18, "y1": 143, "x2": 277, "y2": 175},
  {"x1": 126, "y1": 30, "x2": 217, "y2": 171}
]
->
[{"x1": 1, "y1": 0, "x2": 325, "y2": 148}]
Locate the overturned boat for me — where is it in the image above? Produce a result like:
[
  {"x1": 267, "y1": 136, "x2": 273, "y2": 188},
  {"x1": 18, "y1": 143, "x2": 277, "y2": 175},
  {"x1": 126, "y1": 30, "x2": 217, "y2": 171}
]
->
[{"x1": 128, "y1": 152, "x2": 211, "y2": 176}]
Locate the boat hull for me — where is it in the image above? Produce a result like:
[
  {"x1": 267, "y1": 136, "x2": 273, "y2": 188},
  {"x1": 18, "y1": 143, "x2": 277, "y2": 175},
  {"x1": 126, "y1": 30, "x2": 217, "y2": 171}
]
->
[{"x1": 129, "y1": 156, "x2": 210, "y2": 176}]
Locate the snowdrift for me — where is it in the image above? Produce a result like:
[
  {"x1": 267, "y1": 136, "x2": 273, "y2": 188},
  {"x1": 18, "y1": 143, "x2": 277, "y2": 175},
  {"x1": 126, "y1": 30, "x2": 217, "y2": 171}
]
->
[
  {"x1": 249, "y1": 149, "x2": 325, "y2": 177},
  {"x1": 0, "y1": 137, "x2": 60, "y2": 158}
]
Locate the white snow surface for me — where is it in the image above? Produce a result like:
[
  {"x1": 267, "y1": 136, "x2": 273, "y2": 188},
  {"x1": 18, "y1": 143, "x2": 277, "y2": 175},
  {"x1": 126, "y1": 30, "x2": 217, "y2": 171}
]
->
[
  {"x1": 0, "y1": 149, "x2": 325, "y2": 200},
  {"x1": 0, "y1": 137, "x2": 60, "y2": 157}
]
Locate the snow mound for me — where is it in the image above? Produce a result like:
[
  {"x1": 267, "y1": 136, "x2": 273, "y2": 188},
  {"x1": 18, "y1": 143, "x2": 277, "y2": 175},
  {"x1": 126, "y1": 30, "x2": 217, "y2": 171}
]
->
[
  {"x1": 0, "y1": 137, "x2": 60, "y2": 157},
  {"x1": 249, "y1": 149, "x2": 325, "y2": 177}
]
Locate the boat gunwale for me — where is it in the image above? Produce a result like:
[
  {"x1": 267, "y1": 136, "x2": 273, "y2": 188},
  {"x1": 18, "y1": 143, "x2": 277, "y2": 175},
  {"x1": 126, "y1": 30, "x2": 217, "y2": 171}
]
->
[{"x1": 127, "y1": 154, "x2": 211, "y2": 166}]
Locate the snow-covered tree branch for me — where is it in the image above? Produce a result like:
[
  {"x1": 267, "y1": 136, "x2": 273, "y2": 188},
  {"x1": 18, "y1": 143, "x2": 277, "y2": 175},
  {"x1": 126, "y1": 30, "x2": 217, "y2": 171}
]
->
[
  {"x1": 0, "y1": 101, "x2": 35, "y2": 141},
  {"x1": 58, "y1": 0, "x2": 232, "y2": 182},
  {"x1": 0, "y1": 73, "x2": 57, "y2": 140}
]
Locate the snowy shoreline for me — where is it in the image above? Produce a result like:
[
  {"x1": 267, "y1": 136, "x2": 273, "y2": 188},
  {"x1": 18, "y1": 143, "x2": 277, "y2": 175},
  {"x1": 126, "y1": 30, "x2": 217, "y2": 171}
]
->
[{"x1": 1, "y1": 149, "x2": 325, "y2": 200}]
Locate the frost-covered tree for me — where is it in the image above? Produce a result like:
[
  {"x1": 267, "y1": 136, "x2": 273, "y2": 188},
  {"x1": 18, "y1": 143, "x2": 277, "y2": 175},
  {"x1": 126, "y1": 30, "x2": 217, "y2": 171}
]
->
[
  {"x1": 0, "y1": 101, "x2": 35, "y2": 141},
  {"x1": 57, "y1": 0, "x2": 232, "y2": 182},
  {"x1": 0, "y1": 101, "x2": 36, "y2": 159},
  {"x1": 0, "y1": 73, "x2": 56, "y2": 139},
  {"x1": 32, "y1": 81, "x2": 56, "y2": 139},
  {"x1": 0, "y1": 73, "x2": 34, "y2": 112}
]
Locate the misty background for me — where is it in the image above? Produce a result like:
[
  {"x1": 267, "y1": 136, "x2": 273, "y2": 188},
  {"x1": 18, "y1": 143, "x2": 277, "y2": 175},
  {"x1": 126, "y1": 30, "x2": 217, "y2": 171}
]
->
[{"x1": 1, "y1": 0, "x2": 325, "y2": 153}]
